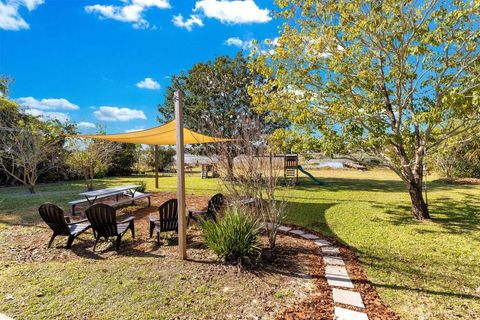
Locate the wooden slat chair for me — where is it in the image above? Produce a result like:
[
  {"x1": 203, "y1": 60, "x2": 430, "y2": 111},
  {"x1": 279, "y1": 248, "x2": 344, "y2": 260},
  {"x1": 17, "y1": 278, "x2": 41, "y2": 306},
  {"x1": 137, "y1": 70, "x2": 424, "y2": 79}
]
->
[
  {"x1": 149, "y1": 199, "x2": 178, "y2": 245},
  {"x1": 188, "y1": 193, "x2": 225, "y2": 226},
  {"x1": 38, "y1": 203, "x2": 91, "y2": 249},
  {"x1": 85, "y1": 203, "x2": 135, "y2": 251}
]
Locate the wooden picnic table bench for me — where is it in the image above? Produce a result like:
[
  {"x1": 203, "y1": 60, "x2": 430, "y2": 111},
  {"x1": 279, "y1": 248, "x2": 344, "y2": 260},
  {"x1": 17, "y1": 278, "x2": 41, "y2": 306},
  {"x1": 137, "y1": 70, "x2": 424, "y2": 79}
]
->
[
  {"x1": 111, "y1": 192, "x2": 152, "y2": 209},
  {"x1": 69, "y1": 190, "x2": 125, "y2": 214},
  {"x1": 69, "y1": 185, "x2": 151, "y2": 214}
]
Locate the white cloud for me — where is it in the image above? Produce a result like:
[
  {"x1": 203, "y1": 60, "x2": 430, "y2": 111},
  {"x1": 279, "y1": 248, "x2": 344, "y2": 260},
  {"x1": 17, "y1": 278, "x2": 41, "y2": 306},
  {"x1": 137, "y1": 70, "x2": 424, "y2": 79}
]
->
[
  {"x1": 224, "y1": 37, "x2": 254, "y2": 49},
  {"x1": 305, "y1": 36, "x2": 345, "y2": 58},
  {"x1": 16, "y1": 97, "x2": 79, "y2": 110},
  {"x1": 85, "y1": 0, "x2": 170, "y2": 29},
  {"x1": 172, "y1": 14, "x2": 203, "y2": 31},
  {"x1": 260, "y1": 37, "x2": 279, "y2": 55},
  {"x1": 16, "y1": 96, "x2": 79, "y2": 124},
  {"x1": 23, "y1": 108, "x2": 70, "y2": 123},
  {"x1": 125, "y1": 127, "x2": 145, "y2": 133},
  {"x1": 194, "y1": 0, "x2": 271, "y2": 24},
  {"x1": 77, "y1": 121, "x2": 96, "y2": 129},
  {"x1": 318, "y1": 44, "x2": 344, "y2": 58},
  {"x1": 136, "y1": 77, "x2": 161, "y2": 90},
  {"x1": 94, "y1": 106, "x2": 147, "y2": 122},
  {"x1": 0, "y1": 0, "x2": 44, "y2": 31},
  {"x1": 265, "y1": 37, "x2": 279, "y2": 47}
]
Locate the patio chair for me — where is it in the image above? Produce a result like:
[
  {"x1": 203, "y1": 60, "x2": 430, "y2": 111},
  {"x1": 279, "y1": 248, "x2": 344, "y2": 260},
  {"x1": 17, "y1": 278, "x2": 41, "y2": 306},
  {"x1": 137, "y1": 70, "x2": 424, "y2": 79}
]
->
[
  {"x1": 149, "y1": 199, "x2": 178, "y2": 245},
  {"x1": 38, "y1": 203, "x2": 91, "y2": 249},
  {"x1": 85, "y1": 203, "x2": 135, "y2": 251},
  {"x1": 188, "y1": 193, "x2": 225, "y2": 226}
]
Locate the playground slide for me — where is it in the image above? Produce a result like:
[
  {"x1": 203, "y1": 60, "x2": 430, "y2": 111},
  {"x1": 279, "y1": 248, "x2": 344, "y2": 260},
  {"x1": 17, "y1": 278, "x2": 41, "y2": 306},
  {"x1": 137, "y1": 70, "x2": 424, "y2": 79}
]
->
[{"x1": 297, "y1": 165, "x2": 324, "y2": 185}]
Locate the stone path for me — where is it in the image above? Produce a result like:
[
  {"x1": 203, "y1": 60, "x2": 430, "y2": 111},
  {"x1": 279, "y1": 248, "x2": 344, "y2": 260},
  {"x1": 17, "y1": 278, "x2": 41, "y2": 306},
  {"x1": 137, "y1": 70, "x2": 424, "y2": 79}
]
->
[
  {"x1": 0, "y1": 313, "x2": 13, "y2": 320},
  {"x1": 275, "y1": 225, "x2": 370, "y2": 320}
]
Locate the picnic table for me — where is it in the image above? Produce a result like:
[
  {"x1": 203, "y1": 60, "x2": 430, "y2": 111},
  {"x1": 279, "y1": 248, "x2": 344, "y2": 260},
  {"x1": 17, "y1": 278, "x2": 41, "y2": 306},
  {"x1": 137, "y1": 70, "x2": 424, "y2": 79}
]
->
[
  {"x1": 70, "y1": 185, "x2": 151, "y2": 214},
  {"x1": 79, "y1": 185, "x2": 141, "y2": 205}
]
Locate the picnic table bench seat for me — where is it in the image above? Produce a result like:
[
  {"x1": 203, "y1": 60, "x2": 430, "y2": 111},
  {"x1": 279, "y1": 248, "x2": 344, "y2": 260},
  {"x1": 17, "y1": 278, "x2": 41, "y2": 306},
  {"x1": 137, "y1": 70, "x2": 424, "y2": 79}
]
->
[
  {"x1": 111, "y1": 192, "x2": 152, "y2": 209},
  {"x1": 68, "y1": 190, "x2": 125, "y2": 214}
]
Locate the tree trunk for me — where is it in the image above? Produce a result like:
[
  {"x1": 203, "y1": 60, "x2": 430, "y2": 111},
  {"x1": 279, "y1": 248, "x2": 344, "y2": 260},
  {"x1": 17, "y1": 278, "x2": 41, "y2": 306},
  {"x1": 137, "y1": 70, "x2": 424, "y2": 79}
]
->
[
  {"x1": 226, "y1": 155, "x2": 234, "y2": 180},
  {"x1": 408, "y1": 182, "x2": 430, "y2": 220},
  {"x1": 28, "y1": 184, "x2": 36, "y2": 194}
]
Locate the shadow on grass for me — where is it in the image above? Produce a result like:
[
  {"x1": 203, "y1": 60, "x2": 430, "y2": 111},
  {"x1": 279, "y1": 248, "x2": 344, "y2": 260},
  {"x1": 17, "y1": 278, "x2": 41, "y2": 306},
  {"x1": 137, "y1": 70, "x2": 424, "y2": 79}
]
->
[
  {"x1": 371, "y1": 282, "x2": 480, "y2": 300},
  {"x1": 294, "y1": 177, "x2": 406, "y2": 193},
  {"x1": 289, "y1": 176, "x2": 480, "y2": 236},
  {"x1": 294, "y1": 177, "x2": 479, "y2": 193},
  {"x1": 370, "y1": 193, "x2": 480, "y2": 236},
  {"x1": 285, "y1": 202, "x2": 337, "y2": 237},
  {"x1": 285, "y1": 198, "x2": 480, "y2": 306}
]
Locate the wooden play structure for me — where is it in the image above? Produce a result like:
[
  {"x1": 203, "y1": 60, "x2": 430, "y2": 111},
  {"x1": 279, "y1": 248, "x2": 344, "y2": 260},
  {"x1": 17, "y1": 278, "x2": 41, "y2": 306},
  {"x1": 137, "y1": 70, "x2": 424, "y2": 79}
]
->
[
  {"x1": 283, "y1": 154, "x2": 299, "y2": 184},
  {"x1": 201, "y1": 163, "x2": 218, "y2": 179},
  {"x1": 280, "y1": 154, "x2": 324, "y2": 185}
]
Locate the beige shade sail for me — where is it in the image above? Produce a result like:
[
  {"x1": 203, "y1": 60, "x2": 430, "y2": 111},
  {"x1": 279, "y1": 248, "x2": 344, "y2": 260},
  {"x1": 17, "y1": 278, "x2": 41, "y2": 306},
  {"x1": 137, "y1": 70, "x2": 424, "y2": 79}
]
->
[{"x1": 78, "y1": 120, "x2": 230, "y2": 145}]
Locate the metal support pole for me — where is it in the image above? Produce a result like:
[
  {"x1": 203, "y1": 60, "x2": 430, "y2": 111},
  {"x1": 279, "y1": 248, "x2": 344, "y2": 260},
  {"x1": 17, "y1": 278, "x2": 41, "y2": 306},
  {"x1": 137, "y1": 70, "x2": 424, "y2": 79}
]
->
[{"x1": 175, "y1": 90, "x2": 187, "y2": 259}]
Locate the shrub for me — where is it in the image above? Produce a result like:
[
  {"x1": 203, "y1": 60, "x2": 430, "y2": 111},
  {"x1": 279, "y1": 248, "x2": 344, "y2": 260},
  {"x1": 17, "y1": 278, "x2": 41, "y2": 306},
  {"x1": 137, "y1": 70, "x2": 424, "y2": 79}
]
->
[
  {"x1": 201, "y1": 206, "x2": 261, "y2": 268},
  {"x1": 136, "y1": 180, "x2": 147, "y2": 193}
]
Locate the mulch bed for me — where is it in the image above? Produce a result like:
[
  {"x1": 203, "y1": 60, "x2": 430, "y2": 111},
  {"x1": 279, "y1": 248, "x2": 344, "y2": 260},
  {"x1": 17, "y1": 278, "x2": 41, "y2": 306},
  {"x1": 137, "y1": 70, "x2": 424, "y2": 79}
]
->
[{"x1": 1, "y1": 191, "x2": 400, "y2": 319}]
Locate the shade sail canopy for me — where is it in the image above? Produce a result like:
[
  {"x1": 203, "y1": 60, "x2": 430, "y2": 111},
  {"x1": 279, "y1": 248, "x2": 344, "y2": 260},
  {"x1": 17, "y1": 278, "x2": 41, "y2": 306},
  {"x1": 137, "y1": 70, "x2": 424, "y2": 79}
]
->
[{"x1": 78, "y1": 120, "x2": 230, "y2": 145}]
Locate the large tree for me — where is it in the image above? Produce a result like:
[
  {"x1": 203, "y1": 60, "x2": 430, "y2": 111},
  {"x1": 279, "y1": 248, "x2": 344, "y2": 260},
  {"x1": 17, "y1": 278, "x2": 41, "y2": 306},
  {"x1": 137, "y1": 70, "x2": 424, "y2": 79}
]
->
[
  {"x1": 158, "y1": 52, "x2": 285, "y2": 179},
  {"x1": 107, "y1": 143, "x2": 137, "y2": 176},
  {"x1": 65, "y1": 137, "x2": 118, "y2": 191},
  {"x1": 250, "y1": 0, "x2": 480, "y2": 220},
  {"x1": 0, "y1": 79, "x2": 73, "y2": 193}
]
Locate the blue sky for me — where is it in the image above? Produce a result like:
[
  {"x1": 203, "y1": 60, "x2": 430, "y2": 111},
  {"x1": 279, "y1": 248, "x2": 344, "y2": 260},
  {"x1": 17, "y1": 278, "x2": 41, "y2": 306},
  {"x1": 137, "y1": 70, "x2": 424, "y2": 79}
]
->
[{"x1": 0, "y1": 0, "x2": 280, "y2": 133}]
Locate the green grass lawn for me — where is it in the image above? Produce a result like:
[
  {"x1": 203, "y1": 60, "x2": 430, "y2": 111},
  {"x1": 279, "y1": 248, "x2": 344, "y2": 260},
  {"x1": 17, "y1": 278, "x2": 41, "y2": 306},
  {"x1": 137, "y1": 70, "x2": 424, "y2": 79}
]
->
[{"x1": 1, "y1": 169, "x2": 479, "y2": 319}]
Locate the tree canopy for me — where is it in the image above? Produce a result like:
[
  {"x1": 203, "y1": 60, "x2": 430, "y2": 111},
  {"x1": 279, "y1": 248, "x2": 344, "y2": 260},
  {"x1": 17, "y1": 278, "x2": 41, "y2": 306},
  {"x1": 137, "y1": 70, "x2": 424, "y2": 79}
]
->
[
  {"x1": 158, "y1": 52, "x2": 286, "y2": 177},
  {"x1": 250, "y1": 0, "x2": 480, "y2": 219},
  {"x1": 0, "y1": 78, "x2": 75, "y2": 192}
]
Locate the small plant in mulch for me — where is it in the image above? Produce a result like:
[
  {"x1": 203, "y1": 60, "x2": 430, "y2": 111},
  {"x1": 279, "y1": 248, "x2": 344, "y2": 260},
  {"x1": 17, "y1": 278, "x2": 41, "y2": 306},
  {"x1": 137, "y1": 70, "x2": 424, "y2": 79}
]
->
[
  {"x1": 201, "y1": 206, "x2": 261, "y2": 268},
  {"x1": 136, "y1": 180, "x2": 147, "y2": 192},
  {"x1": 121, "y1": 205, "x2": 140, "y2": 215}
]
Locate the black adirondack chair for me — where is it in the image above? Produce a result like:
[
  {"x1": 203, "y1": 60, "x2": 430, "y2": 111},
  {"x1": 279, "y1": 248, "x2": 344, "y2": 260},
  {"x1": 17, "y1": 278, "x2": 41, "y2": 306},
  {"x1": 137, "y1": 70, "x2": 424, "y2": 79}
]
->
[
  {"x1": 85, "y1": 203, "x2": 135, "y2": 251},
  {"x1": 149, "y1": 199, "x2": 178, "y2": 245},
  {"x1": 188, "y1": 193, "x2": 225, "y2": 226},
  {"x1": 38, "y1": 203, "x2": 91, "y2": 249}
]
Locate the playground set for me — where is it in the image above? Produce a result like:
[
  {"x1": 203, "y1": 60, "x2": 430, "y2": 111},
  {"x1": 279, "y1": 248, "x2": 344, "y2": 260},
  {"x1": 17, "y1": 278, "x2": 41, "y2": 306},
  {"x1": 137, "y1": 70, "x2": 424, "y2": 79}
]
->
[
  {"x1": 201, "y1": 163, "x2": 219, "y2": 179},
  {"x1": 199, "y1": 154, "x2": 323, "y2": 185},
  {"x1": 280, "y1": 154, "x2": 324, "y2": 185}
]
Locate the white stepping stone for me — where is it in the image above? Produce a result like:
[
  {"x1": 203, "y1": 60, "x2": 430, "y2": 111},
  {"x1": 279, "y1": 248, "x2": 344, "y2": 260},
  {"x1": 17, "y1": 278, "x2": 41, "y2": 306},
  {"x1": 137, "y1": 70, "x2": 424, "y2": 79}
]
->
[
  {"x1": 333, "y1": 288, "x2": 365, "y2": 308},
  {"x1": 278, "y1": 225, "x2": 292, "y2": 232},
  {"x1": 334, "y1": 307, "x2": 368, "y2": 320},
  {"x1": 289, "y1": 229, "x2": 305, "y2": 235},
  {"x1": 323, "y1": 256, "x2": 345, "y2": 266},
  {"x1": 314, "y1": 239, "x2": 331, "y2": 247},
  {"x1": 301, "y1": 233, "x2": 319, "y2": 240},
  {"x1": 325, "y1": 265, "x2": 349, "y2": 277},
  {"x1": 321, "y1": 246, "x2": 340, "y2": 255},
  {"x1": 326, "y1": 275, "x2": 354, "y2": 288},
  {"x1": 0, "y1": 313, "x2": 14, "y2": 320}
]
